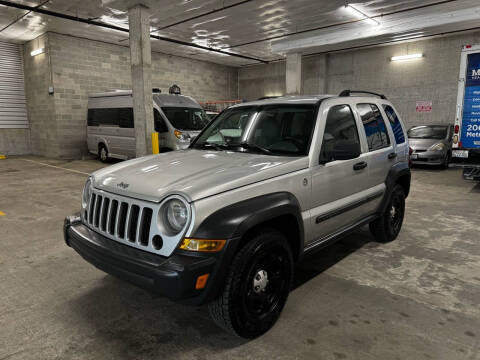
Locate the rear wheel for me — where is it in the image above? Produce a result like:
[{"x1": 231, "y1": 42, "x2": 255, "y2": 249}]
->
[
  {"x1": 442, "y1": 151, "x2": 451, "y2": 169},
  {"x1": 370, "y1": 184, "x2": 405, "y2": 243},
  {"x1": 208, "y1": 229, "x2": 293, "y2": 338},
  {"x1": 98, "y1": 144, "x2": 108, "y2": 163}
]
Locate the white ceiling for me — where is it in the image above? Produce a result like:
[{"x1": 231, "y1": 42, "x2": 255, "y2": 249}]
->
[{"x1": 0, "y1": 0, "x2": 480, "y2": 67}]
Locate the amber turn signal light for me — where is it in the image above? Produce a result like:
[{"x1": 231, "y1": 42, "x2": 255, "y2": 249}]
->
[
  {"x1": 178, "y1": 238, "x2": 226, "y2": 252},
  {"x1": 195, "y1": 274, "x2": 209, "y2": 289}
]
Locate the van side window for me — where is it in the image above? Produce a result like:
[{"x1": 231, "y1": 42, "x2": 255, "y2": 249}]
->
[
  {"x1": 87, "y1": 108, "x2": 133, "y2": 128},
  {"x1": 118, "y1": 108, "x2": 134, "y2": 128},
  {"x1": 320, "y1": 105, "x2": 361, "y2": 164},
  {"x1": 357, "y1": 103, "x2": 391, "y2": 151},
  {"x1": 382, "y1": 105, "x2": 405, "y2": 144},
  {"x1": 154, "y1": 109, "x2": 168, "y2": 133}
]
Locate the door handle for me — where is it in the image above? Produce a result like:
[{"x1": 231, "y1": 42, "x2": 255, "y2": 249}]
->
[
  {"x1": 353, "y1": 161, "x2": 367, "y2": 171},
  {"x1": 388, "y1": 152, "x2": 397, "y2": 160}
]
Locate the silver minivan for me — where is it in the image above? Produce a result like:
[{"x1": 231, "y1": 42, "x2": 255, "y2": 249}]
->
[{"x1": 87, "y1": 90, "x2": 209, "y2": 161}]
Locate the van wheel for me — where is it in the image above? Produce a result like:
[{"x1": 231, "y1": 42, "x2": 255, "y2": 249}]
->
[
  {"x1": 208, "y1": 229, "x2": 293, "y2": 338},
  {"x1": 159, "y1": 147, "x2": 172, "y2": 153},
  {"x1": 369, "y1": 184, "x2": 405, "y2": 243},
  {"x1": 98, "y1": 144, "x2": 109, "y2": 163}
]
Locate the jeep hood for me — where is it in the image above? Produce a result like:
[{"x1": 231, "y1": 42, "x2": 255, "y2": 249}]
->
[{"x1": 92, "y1": 150, "x2": 308, "y2": 202}]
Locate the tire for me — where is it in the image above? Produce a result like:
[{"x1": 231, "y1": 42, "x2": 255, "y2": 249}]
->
[
  {"x1": 369, "y1": 184, "x2": 405, "y2": 243},
  {"x1": 159, "y1": 147, "x2": 173, "y2": 153},
  {"x1": 208, "y1": 229, "x2": 293, "y2": 338},
  {"x1": 98, "y1": 144, "x2": 108, "y2": 163},
  {"x1": 442, "y1": 151, "x2": 451, "y2": 169}
]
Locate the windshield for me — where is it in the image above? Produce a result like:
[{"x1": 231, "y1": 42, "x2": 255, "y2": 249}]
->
[
  {"x1": 162, "y1": 107, "x2": 209, "y2": 131},
  {"x1": 192, "y1": 105, "x2": 316, "y2": 156},
  {"x1": 407, "y1": 126, "x2": 447, "y2": 139}
]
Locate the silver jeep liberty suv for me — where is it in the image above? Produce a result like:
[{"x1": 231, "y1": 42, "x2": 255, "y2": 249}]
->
[{"x1": 64, "y1": 90, "x2": 410, "y2": 338}]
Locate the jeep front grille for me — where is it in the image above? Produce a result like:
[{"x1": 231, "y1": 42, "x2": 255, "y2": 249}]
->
[{"x1": 84, "y1": 190, "x2": 154, "y2": 249}]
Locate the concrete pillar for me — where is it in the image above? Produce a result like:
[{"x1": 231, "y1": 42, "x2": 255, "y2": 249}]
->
[
  {"x1": 286, "y1": 53, "x2": 302, "y2": 95},
  {"x1": 128, "y1": 4, "x2": 154, "y2": 157},
  {"x1": 318, "y1": 54, "x2": 328, "y2": 94}
]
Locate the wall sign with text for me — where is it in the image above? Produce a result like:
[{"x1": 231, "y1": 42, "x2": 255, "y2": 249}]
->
[{"x1": 416, "y1": 101, "x2": 432, "y2": 113}]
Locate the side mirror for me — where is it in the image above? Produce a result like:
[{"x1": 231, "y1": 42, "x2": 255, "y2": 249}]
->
[{"x1": 320, "y1": 140, "x2": 361, "y2": 163}]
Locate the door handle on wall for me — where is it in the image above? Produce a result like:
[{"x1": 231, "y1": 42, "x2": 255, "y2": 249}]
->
[
  {"x1": 353, "y1": 161, "x2": 367, "y2": 170},
  {"x1": 388, "y1": 152, "x2": 397, "y2": 159}
]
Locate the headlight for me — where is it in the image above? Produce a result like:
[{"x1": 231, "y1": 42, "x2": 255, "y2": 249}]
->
[
  {"x1": 174, "y1": 129, "x2": 190, "y2": 141},
  {"x1": 161, "y1": 197, "x2": 189, "y2": 234},
  {"x1": 82, "y1": 177, "x2": 93, "y2": 209},
  {"x1": 429, "y1": 143, "x2": 446, "y2": 151}
]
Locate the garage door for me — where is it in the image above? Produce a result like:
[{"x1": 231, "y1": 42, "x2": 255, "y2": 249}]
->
[{"x1": 0, "y1": 41, "x2": 28, "y2": 129}]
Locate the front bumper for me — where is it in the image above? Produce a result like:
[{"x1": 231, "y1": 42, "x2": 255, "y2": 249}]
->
[
  {"x1": 64, "y1": 215, "x2": 235, "y2": 305},
  {"x1": 410, "y1": 150, "x2": 445, "y2": 165}
]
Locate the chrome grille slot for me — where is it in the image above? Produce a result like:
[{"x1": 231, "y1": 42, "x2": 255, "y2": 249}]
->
[
  {"x1": 100, "y1": 198, "x2": 110, "y2": 231},
  {"x1": 127, "y1": 205, "x2": 140, "y2": 243},
  {"x1": 139, "y1": 208, "x2": 153, "y2": 246},
  {"x1": 88, "y1": 193, "x2": 96, "y2": 224},
  {"x1": 117, "y1": 202, "x2": 128, "y2": 239},
  {"x1": 108, "y1": 200, "x2": 118, "y2": 235},
  {"x1": 93, "y1": 195, "x2": 102, "y2": 228},
  {"x1": 82, "y1": 189, "x2": 194, "y2": 257}
]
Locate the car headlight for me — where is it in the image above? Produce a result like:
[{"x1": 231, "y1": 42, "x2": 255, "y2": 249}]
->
[
  {"x1": 429, "y1": 143, "x2": 446, "y2": 151},
  {"x1": 160, "y1": 197, "x2": 189, "y2": 235},
  {"x1": 82, "y1": 177, "x2": 93, "y2": 209}
]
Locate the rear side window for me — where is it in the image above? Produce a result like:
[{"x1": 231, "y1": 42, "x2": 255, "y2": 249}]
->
[
  {"x1": 87, "y1": 108, "x2": 133, "y2": 128},
  {"x1": 383, "y1": 105, "x2": 405, "y2": 144},
  {"x1": 357, "y1": 103, "x2": 391, "y2": 151},
  {"x1": 320, "y1": 105, "x2": 361, "y2": 163}
]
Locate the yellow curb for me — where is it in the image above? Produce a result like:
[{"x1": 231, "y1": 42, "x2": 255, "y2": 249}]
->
[
  {"x1": 0, "y1": 155, "x2": 6, "y2": 159},
  {"x1": 0, "y1": 211, "x2": 5, "y2": 216}
]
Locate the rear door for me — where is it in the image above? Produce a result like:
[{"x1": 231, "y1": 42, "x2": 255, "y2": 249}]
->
[{"x1": 356, "y1": 102, "x2": 396, "y2": 190}]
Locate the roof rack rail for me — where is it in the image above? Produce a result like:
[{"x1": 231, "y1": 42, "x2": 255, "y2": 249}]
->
[{"x1": 339, "y1": 90, "x2": 387, "y2": 100}]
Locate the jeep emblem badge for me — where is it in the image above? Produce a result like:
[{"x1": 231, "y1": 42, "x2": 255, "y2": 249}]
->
[{"x1": 117, "y1": 182, "x2": 129, "y2": 189}]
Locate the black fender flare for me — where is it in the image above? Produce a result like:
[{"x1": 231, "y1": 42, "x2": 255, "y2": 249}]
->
[
  {"x1": 380, "y1": 162, "x2": 411, "y2": 213},
  {"x1": 193, "y1": 192, "x2": 304, "y2": 256}
]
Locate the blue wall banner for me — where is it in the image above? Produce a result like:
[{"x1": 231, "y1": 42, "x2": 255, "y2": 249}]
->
[{"x1": 461, "y1": 53, "x2": 480, "y2": 148}]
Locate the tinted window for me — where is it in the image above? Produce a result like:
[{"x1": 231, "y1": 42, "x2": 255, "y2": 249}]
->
[
  {"x1": 320, "y1": 105, "x2": 361, "y2": 163},
  {"x1": 193, "y1": 105, "x2": 316, "y2": 156},
  {"x1": 154, "y1": 109, "x2": 168, "y2": 133},
  {"x1": 162, "y1": 107, "x2": 209, "y2": 130},
  {"x1": 383, "y1": 105, "x2": 405, "y2": 144},
  {"x1": 118, "y1": 108, "x2": 133, "y2": 128},
  {"x1": 407, "y1": 125, "x2": 448, "y2": 140},
  {"x1": 358, "y1": 103, "x2": 391, "y2": 151},
  {"x1": 87, "y1": 108, "x2": 133, "y2": 128}
]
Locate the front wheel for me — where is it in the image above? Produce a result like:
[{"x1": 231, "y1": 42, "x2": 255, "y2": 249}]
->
[
  {"x1": 369, "y1": 185, "x2": 405, "y2": 243},
  {"x1": 208, "y1": 229, "x2": 293, "y2": 338},
  {"x1": 98, "y1": 144, "x2": 109, "y2": 163}
]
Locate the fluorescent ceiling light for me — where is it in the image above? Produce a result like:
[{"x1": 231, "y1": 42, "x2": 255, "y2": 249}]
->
[
  {"x1": 30, "y1": 48, "x2": 45, "y2": 56},
  {"x1": 391, "y1": 53, "x2": 423, "y2": 61},
  {"x1": 344, "y1": 5, "x2": 380, "y2": 26}
]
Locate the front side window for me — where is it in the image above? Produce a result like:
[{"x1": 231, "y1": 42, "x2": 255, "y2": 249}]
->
[
  {"x1": 193, "y1": 105, "x2": 316, "y2": 156},
  {"x1": 383, "y1": 105, "x2": 405, "y2": 144},
  {"x1": 154, "y1": 109, "x2": 168, "y2": 133},
  {"x1": 162, "y1": 107, "x2": 209, "y2": 131},
  {"x1": 320, "y1": 105, "x2": 361, "y2": 163},
  {"x1": 358, "y1": 103, "x2": 391, "y2": 151}
]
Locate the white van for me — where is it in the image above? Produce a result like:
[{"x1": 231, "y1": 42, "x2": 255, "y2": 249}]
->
[{"x1": 87, "y1": 90, "x2": 209, "y2": 161}]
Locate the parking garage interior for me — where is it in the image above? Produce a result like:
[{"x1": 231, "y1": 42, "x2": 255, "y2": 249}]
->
[{"x1": 1, "y1": 1, "x2": 480, "y2": 359}]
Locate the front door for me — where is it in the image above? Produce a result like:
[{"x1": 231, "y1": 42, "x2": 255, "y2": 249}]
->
[{"x1": 308, "y1": 102, "x2": 373, "y2": 246}]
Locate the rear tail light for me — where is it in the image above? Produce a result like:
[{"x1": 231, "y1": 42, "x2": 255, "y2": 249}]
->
[{"x1": 454, "y1": 124, "x2": 459, "y2": 134}]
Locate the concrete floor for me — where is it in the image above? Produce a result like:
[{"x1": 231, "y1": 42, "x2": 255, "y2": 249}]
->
[{"x1": 1, "y1": 156, "x2": 479, "y2": 360}]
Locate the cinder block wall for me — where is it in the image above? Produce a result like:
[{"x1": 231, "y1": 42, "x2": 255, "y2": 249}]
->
[
  {"x1": 239, "y1": 30, "x2": 480, "y2": 129},
  {"x1": 24, "y1": 32, "x2": 238, "y2": 159}
]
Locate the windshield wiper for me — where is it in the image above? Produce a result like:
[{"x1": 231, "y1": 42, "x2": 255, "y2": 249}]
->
[
  {"x1": 196, "y1": 142, "x2": 228, "y2": 151},
  {"x1": 235, "y1": 142, "x2": 272, "y2": 155}
]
